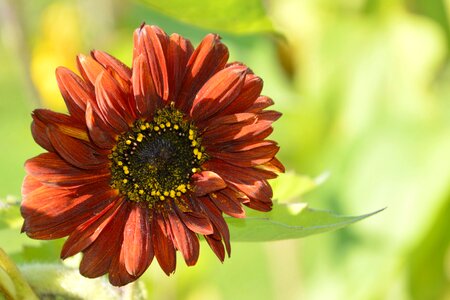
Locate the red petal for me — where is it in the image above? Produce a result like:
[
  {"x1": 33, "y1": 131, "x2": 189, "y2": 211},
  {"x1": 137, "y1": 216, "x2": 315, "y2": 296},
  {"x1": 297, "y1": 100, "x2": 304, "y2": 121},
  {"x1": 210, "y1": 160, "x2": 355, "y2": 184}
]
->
[
  {"x1": 205, "y1": 233, "x2": 226, "y2": 262},
  {"x1": 25, "y1": 152, "x2": 110, "y2": 188},
  {"x1": 137, "y1": 25, "x2": 170, "y2": 101},
  {"x1": 132, "y1": 54, "x2": 158, "y2": 118},
  {"x1": 247, "y1": 96, "x2": 274, "y2": 113},
  {"x1": 123, "y1": 204, "x2": 153, "y2": 276},
  {"x1": 205, "y1": 159, "x2": 274, "y2": 205},
  {"x1": 202, "y1": 111, "x2": 277, "y2": 145},
  {"x1": 176, "y1": 208, "x2": 214, "y2": 235},
  {"x1": 260, "y1": 157, "x2": 285, "y2": 174},
  {"x1": 152, "y1": 213, "x2": 176, "y2": 275},
  {"x1": 33, "y1": 109, "x2": 89, "y2": 142},
  {"x1": 167, "y1": 210, "x2": 199, "y2": 266},
  {"x1": 91, "y1": 50, "x2": 132, "y2": 83},
  {"x1": 21, "y1": 175, "x2": 42, "y2": 197},
  {"x1": 167, "y1": 33, "x2": 194, "y2": 101},
  {"x1": 192, "y1": 170, "x2": 227, "y2": 196},
  {"x1": 77, "y1": 54, "x2": 105, "y2": 87},
  {"x1": 209, "y1": 143, "x2": 279, "y2": 167},
  {"x1": 209, "y1": 189, "x2": 246, "y2": 218},
  {"x1": 94, "y1": 71, "x2": 132, "y2": 130},
  {"x1": 79, "y1": 200, "x2": 130, "y2": 278},
  {"x1": 190, "y1": 65, "x2": 246, "y2": 121},
  {"x1": 217, "y1": 73, "x2": 263, "y2": 116},
  {"x1": 177, "y1": 34, "x2": 229, "y2": 112},
  {"x1": 61, "y1": 198, "x2": 124, "y2": 259},
  {"x1": 108, "y1": 242, "x2": 137, "y2": 286},
  {"x1": 55, "y1": 67, "x2": 93, "y2": 121},
  {"x1": 31, "y1": 118, "x2": 54, "y2": 152},
  {"x1": 199, "y1": 197, "x2": 231, "y2": 255},
  {"x1": 85, "y1": 102, "x2": 117, "y2": 149},
  {"x1": 47, "y1": 126, "x2": 108, "y2": 170},
  {"x1": 21, "y1": 183, "x2": 116, "y2": 240}
]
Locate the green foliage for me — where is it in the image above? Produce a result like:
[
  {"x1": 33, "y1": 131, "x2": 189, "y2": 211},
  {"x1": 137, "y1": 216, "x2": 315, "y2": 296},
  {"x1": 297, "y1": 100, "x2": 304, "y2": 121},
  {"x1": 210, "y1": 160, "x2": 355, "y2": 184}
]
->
[
  {"x1": 227, "y1": 203, "x2": 383, "y2": 242},
  {"x1": 138, "y1": 0, "x2": 274, "y2": 34}
]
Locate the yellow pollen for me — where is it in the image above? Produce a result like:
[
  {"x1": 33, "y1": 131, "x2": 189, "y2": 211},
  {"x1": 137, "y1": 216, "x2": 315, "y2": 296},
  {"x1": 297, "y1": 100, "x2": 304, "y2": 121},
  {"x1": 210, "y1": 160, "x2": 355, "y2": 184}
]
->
[
  {"x1": 125, "y1": 140, "x2": 132, "y2": 145},
  {"x1": 136, "y1": 133, "x2": 144, "y2": 142},
  {"x1": 188, "y1": 135, "x2": 194, "y2": 140},
  {"x1": 174, "y1": 124, "x2": 179, "y2": 130},
  {"x1": 191, "y1": 140, "x2": 198, "y2": 147},
  {"x1": 163, "y1": 191, "x2": 169, "y2": 196},
  {"x1": 122, "y1": 179, "x2": 128, "y2": 183},
  {"x1": 154, "y1": 126, "x2": 160, "y2": 131},
  {"x1": 170, "y1": 190, "x2": 176, "y2": 198},
  {"x1": 189, "y1": 129, "x2": 194, "y2": 136},
  {"x1": 192, "y1": 168, "x2": 197, "y2": 173},
  {"x1": 159, "y1": 195, "x2": 165, "y2": 200},
  {"x1": 140, "y1": 125, "x2": 146, "y2": 130},
  {"x1": 193, "y1": 148, "x2": 199, "y2": 155},
  {"x1": 156, "y1": 191, "x2": 161, "y2": 196},
  {"x1": 117, "y1": 161, "x2": 123, "y2": 166},
  {"x1": 176, "y1": 191, "x2": 181, "y2": 197},
  {"x1": 139, "y1": 189, "x2": 144, "y2": 195},
  {"x1": 151, "y1": 190, "x2": 156, "y2": 196},
  {"x1": 145, "y1": 122, "x2": 150, "y2": 128},
  {"x1": 177, "y1": 184, "x2": 186, "y2": 191},
  {"x1": 123, "y1": 166, "x2": 129, "y2": 174},
  {"x1": 166, "y1": 122, "x2": 171, "y2": 127},
  {"x1": 160, "y1": 124, "x2": 165, "y2": 129},
  {"x1": 197, "y1": 152, "x2": 203, "y2": 159}
]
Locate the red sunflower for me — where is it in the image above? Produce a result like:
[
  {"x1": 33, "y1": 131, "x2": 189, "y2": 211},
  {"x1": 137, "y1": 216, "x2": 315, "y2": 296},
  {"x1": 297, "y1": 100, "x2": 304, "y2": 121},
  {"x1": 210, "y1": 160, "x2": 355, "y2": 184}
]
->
[{"x1": 21, "y1": 24, "x2": 284, "y2": 286}]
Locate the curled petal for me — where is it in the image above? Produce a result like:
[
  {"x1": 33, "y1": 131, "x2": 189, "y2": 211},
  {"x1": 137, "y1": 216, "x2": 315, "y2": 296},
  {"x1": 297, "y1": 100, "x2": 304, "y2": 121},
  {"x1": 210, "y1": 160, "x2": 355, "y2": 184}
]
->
[
  {"x1": 190, "y1": 65, "x2": 246, "y2": 121},
  {"x1": 177, "y1": 34, "x2": 229, "y2": 111},
  {"x1": 217, "y1": 73, "x2": 263, "y2": 116},
  {"x1": 192, "y1": 171, "x2": 227, "y2": 196},
  {"x1": 176, "y1": 208, "x2": 214, "y2": 235}
]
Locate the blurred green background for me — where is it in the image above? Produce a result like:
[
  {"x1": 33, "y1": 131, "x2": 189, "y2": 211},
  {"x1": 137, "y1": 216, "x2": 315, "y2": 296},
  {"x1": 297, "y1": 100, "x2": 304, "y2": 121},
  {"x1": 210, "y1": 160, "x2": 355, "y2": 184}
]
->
[{"x1": 0, "y1": 0, "x2": 450, "y2": 299}]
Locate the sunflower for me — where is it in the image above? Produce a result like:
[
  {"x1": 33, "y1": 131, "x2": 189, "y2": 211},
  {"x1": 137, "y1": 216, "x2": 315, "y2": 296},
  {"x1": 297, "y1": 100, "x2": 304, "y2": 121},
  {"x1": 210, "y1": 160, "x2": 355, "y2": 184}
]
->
[{"x1": 21, "y1": 24, "x2": 284, "y2": 286}]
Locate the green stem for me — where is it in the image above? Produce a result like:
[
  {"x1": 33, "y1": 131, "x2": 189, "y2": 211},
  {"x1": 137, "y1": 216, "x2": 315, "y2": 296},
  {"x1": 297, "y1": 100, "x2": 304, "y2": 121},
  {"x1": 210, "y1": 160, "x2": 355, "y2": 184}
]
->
[{"x1": 0, "y1": 248, "x2": 38, "y2": 300}]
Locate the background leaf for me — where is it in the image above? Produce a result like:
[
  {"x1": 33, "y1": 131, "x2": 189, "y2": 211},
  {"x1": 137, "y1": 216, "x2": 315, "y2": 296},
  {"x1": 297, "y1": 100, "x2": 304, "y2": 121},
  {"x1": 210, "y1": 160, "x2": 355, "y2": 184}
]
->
[
  {"x1": 226, "y1": 203, "x2": 383, "y2": 242},
  {"x1": 138, "y1": 0, "x2": 274, "y2": 34}
]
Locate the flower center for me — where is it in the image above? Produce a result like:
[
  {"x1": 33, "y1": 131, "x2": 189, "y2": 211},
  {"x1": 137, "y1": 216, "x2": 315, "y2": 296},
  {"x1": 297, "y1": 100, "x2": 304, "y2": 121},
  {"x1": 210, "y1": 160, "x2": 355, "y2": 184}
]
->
[{"x1": 110, "y1": 107, "x2": 205, "y2": 206}]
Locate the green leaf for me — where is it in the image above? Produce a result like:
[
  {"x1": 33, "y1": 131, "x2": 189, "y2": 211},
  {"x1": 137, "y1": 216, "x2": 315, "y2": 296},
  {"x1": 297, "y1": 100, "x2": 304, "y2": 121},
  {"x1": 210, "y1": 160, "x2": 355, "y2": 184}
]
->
[
  {"x1": 0, "y1": 196, "x2": 22, "y2": 230},
  {"x1": 138, "y1": 0, "x2": 274, "y2": 34},
  {"x1": 271, "y1": 171, "x2": 329, "y2": 202},
  {"x1": 226, "y1": 203, "x2": 384, "y2": 242}
]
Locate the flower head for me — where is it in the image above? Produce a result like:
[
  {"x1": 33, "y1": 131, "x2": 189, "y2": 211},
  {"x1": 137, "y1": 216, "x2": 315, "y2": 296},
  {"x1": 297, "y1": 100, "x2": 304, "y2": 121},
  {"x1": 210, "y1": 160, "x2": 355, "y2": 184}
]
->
[{"x1": 22, "y1": 24, "x2": 284, "y2": 286}]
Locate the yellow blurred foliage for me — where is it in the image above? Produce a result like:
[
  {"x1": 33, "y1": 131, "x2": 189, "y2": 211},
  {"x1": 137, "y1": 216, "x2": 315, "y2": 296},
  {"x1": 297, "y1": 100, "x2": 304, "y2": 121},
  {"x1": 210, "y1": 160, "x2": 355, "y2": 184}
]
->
[{"x1": 30, "y1": 2, "x2": 82, "y2": 111}]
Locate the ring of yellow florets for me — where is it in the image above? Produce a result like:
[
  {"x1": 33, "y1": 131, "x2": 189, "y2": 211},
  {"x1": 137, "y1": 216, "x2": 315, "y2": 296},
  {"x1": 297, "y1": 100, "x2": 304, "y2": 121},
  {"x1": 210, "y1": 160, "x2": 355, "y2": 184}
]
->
[{"x1": 109, "y1": 106, "x2": 206, "y2": 207}]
